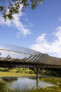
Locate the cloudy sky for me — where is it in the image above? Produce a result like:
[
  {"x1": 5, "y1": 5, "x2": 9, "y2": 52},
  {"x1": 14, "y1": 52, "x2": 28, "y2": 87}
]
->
[{"x1": 0, "y1": 0, "x2": 61, "y2": 58}]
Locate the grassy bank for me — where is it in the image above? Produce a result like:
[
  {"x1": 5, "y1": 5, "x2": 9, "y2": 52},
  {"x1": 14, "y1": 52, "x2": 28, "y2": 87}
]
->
[
  {"x1": 40, "y1": 77, "x2": 61, "y2": 85},
  {"x1": 0, "y1": 72, "x2": 35, "y2": 77},
  {"x1": 0, "y1": 68, "x2": 35, "y2": 77}
]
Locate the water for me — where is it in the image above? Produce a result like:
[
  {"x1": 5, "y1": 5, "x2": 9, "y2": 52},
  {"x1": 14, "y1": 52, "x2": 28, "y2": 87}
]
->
[{"x1": 0, "y1": 77, "x2": 56, "y2": 92}]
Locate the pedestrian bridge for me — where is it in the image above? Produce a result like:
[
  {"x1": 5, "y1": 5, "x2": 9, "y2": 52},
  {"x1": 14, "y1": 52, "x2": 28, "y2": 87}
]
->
[{"x1": 0, "y1": 43, "x2": 61, "y2": 69}]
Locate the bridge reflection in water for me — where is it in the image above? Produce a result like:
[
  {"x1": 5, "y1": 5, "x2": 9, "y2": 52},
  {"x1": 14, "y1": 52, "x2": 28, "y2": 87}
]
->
[{"x1": 0, "y1": 43, "x2": 61, "y2": 79}]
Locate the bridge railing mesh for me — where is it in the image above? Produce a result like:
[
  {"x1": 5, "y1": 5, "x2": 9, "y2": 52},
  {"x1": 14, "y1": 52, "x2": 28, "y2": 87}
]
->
[{"x1": 0, "y1": 43, "x2": 40, "y2": 59}]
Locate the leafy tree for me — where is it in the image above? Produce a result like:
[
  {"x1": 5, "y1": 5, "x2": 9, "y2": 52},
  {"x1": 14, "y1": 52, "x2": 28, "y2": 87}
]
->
[{"x1": 0, "y1": 0, "x2": 43, "y2": 20}]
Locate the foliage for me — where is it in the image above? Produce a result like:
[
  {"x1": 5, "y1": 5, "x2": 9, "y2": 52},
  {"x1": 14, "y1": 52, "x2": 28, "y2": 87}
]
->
[
  {"x1": 0, "y1": 0, "x2": 43, "y2": 20},
  {"x1": 34, "y1": 68, "x2": 41, "y2": 74},
  {"x1": 16, "y1": 68, "x2": 34, "y2": 74},
  {"x1": 41, "y1": 69, "x2": 61, "y2": 77},
  {"x1": 0, "y1": 68, "x2": 9, "y2": 72}
]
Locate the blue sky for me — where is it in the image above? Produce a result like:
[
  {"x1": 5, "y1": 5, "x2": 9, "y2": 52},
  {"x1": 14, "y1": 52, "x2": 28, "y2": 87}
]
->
[{"x1": 0, "y1": 0, "x2": 61, "y2": 58}]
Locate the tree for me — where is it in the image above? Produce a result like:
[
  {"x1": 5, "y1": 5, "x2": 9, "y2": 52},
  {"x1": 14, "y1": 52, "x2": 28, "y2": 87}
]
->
[{"x1": 0, "y1": 0, "x2": 43, "y2": 20}]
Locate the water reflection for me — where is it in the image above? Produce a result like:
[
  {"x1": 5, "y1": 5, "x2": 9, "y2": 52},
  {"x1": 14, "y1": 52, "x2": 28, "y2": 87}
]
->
[
  {"x1": 0, "y1": 77, "x2": 56, "y2": 92},
  {"x1": 2, "y1": 77, "x2": 18, "y2": 82},
  {"x1": 6, "y1": 77, "x2": 56, "y2": 90}
]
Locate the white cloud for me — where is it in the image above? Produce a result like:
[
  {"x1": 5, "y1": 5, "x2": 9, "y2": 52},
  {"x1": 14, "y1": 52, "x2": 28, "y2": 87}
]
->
[
  {"x1": 12, "y1": 13, "x2": 31, "y2": 37},
  {"x1": 25, "y1": 18, "x2": 33, "y2": 27},
  {"x1": 59, "y1": 18, "x2": 61, "y2": 21},
  {"x1": 31, "y1": 27, "x2": 61, "y2": 58},
  {"x1": 0, "y1": 5, "x2": 31, "y2": 37},
  {"x1": 0, "y1": 16, "x2": 11, "y2": 26}
]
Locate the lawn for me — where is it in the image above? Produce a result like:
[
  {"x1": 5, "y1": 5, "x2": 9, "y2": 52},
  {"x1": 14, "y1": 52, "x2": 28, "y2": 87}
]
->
[{"x1": 0, "y1": 68, "x2": 35, "y2": 77}]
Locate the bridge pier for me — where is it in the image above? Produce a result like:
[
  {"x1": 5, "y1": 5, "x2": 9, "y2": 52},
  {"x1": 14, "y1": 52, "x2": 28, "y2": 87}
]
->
[
  {"x1": 34, "y1": 68, "x2": 41, "y2": 89},
  {"x1": 36, "y1": 73, "x2": 39, "y2": 80},
  {"x1": 32, "y1": 67, "x2": 40, "y2": 81}
]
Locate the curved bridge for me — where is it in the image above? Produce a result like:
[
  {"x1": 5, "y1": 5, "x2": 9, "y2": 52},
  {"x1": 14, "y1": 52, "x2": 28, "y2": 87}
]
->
[{"x1": 0, "y1": 43, "x2": 61, "y2": 70}]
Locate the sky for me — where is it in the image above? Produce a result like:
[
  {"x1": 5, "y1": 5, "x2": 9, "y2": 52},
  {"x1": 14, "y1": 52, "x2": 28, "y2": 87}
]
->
[{"x1": 0, "y1": 0, "x2": 61, "y2": 58}]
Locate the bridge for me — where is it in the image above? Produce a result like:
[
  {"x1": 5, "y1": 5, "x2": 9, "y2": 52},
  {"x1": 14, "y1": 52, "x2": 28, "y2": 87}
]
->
[
  {"x1": 0, "y1": 43, "x2": 61, "y2": 78},
  {"x1": 0, "y1": 43, "x2": 61, "y2": 69}
]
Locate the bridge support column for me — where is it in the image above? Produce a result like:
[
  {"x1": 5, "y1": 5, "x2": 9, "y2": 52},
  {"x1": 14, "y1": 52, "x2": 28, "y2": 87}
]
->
[
  {"x1": 36, "y1": 73, "x2": 39, "y2": 80},
  {"x1": 32, "y1": 67, "x2": 40, "y2": 89},
  {"x1": 33, "y1": 67, "x2": 40, "y2": 81},
  {"x1": 35, "y1": 68, "x2": 40, "y2": 89}
]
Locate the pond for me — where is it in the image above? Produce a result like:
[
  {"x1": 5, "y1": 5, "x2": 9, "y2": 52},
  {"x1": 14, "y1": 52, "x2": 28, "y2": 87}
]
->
[{"x1": 0, "y1": 77, "x2": 56, "y2": 92}]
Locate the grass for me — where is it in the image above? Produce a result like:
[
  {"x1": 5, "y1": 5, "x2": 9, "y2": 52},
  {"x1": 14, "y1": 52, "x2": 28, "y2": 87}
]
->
[
  {"x1": 27, "y1": 86, "x2": 61, "y2": 92},
  {"x1": 0, "y1": 68, "x2": 35, "y2": 77},
  {"x1": 0, "y1": 71, "x2": 35, "y2": 77},
  {"x1": 40, "y1": 77, "x2": 61, "y2": 85}
]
